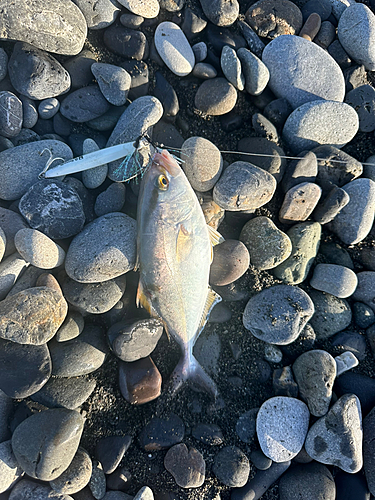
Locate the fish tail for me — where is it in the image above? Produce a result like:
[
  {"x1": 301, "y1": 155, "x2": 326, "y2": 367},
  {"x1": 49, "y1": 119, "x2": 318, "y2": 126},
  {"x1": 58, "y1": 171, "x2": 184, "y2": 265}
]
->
[{"x1": 169, "y1": 352, "x2": 219, "y2": 399}]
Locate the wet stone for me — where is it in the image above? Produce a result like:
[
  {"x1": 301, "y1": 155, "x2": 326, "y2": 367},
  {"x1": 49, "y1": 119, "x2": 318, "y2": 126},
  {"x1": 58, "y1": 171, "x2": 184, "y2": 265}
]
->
[
  {"x1": 293, "y1": 350, "x2": 336, "y2": 416},
  {"x1": 281, "y1": 151, "x2": 318, "y2": 193},
  {"x1": 279, "y1": 463, "x2": 336, "y2": 500},
  {"x1": 164, "y1": 444, "x2": 205, "y2": 488},
  {"x1": 256, "y1": 396, "x2": 310, "y2": 462},
  {"x1": 50, "y1": 448, "x2": 92, "y2": 495},
  {"x1": 12, "y1": 408, "x2": 85, "y2": 481},
  {"x1": 199, "y1": 0, "x2": 239, "y2": 27},
  {"x1": 243, "y1": 284, "x2": 314, "y2": 345},
  {"x1": 212, "y1": 446, "x2": 250, "y2": 488},
  {"x1": 103, "y1": 24, "x2": 149, "y2": 60},
  {"x1": 95, "y1": 435, "x2": 132, "y2": 475},
  {"x1": 237, "y1": 136, "x2": 287, "y2": 182},
  {"x1": 139, "y1": 414, "x2": 185, "y2": 451},
  {"x1": 332, "y1": 331, "x2": 367, "y2": 361},
  {"x1": 91, "y1": 63, "x2": 131, "y2": 107},
  {"x1": 31, "y1": 375, "x2": 96, "y2": 410},
  {"x1": 0, "y1": 92, "x2": 22, "y2": 138},
  {"x1": 345, "y1": 84, "x2": 375, "y2": 132},
  {"x1": 310, "y1": 264, "x2": 358, "y2": 298},
  {"x1": 313, "y1": 185, "x2": 350, "y2": 224},
  {"x1": 209, "y1": 240, "x2": 250, "y2": 286},
  {"x1": 195, "y1": 78, "x2": 237, "y2": 115},
  {"x1": 279, "y1": 182, "x2": 322, "y2": 223},
  {"x1": 221, "y1": 46, "x2": 244, "y2": 91},
  {"x1": 14, "y1": 228, "x2": 65, "y2": 269},
  {"x1": 305, "y1": 394, "x2": 363, "y2": 473},
  {"x1": 236, "y1": 408, "x2": 258, "y2": 443},
  {"x1": 192, "y1": 423, "x2": 224, "y2": 446},
  {"x1": 309, "y1": 289, "x2": 352, "y2": 340},
  {"x1": 246, "y1": 0, "x2": 303, "y2": 38},
  {"x1": 154, "y1": 22, "x2": 194, "y2": 77},
  {"x1": 237, "y1": 48, "x2": 269, "y2": 96},
  {"x1": 60, "y1": 86, "x2": 110, "y2": 123},
  {"x1": 119, "y1": 356, "x2": 162, "y2": 405}
]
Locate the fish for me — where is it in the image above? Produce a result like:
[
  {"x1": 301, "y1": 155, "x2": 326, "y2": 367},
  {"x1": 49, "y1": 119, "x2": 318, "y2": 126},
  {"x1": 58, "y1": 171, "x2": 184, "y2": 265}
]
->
[{"x1": 135, "y1": 148, "x2": 223, "y2": 398}]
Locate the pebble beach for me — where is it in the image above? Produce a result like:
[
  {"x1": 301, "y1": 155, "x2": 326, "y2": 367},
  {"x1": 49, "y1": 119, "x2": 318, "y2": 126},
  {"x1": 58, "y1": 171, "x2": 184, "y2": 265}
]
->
[{"x1": 1, "y1": 0, "x2": 375, "y2": 499}]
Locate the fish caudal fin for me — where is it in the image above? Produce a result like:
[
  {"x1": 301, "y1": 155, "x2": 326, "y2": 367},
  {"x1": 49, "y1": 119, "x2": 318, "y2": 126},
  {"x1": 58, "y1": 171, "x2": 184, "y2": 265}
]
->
[{"x1": 169, "y1": 353, "x2": 218, "y2": 399}]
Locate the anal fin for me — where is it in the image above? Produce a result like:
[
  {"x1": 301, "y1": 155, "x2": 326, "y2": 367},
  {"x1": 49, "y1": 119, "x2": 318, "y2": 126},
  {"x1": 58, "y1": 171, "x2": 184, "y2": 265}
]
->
[{"x1": 196, "y1": 287, "x2": 222, "y2": 339}]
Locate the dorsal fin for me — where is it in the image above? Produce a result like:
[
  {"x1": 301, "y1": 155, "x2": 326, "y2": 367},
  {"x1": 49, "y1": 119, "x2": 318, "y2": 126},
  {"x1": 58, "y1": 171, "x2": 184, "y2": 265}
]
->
[{"x1": 207, "y1": 225, "x2": 225, "y2": 246}]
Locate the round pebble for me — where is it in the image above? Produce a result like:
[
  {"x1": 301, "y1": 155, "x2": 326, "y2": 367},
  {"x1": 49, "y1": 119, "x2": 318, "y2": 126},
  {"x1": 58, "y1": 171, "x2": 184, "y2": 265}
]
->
[
  {"x1": 95, "y1": 435, "x2": 132, "y2": 475},
  {"x1": 309, "y1": 289, "x2": 352, "y2": 340},
  {"x1": 310, "y1": 263, "x2": 358, "y2": 298},
  {"x1": 31, "y1": 375, "x2": 96, "y2": 410},
  {"x1": 75, "y1": 0, "x2": 121, "y2": 29},
  {"x1": 279, "y1": 182, "x2": 322, "y2": 223},
  {"x1": 155, "y1": 22, "x2": 194, "y2": 77},
  {"x1": 94, "y1": 183, "x2": 126, "y2": 217},
  {"x1": 279, "y1": 462, "x2": 335, "y2": 500},
  {"x1": 199, "y1": 0, "x2": 239, "y2": 26},
  {"x1": 353, "y1": 301, "x2": 375, "y2": 328},
  {"x1": 7, "y1": 478, "x2": 75, "y2": 500},
  {"x1": 119, "y1": 0, "x2": 159, "y2": 18},
  {"x1": 237, "y1": 136, "x2": 287, "y2": 182},
  {"x1": 221, "y1": 46, "x2": 244, "y2": 91},
  {"x1": 81, "y1": 138, "x2": 108, "y2": 190},
  {"x1": 91, "y1": 63, "x2": 131, "y2": 106},
  {"x1": 119, "y1": 356, "x2": 162, "y2": 405},
  {"x1": 236, "y1": 408, "x2": 258, "y2": 443},
  {"x1": 14, "y1": 228, "x2": 65, "y2": 269},
  {"x1": 103, "y1": 25, "x2": 149, "y2": 60},
  {"x1": 212, "y1": 446, "x2": 250, "y2": 487},
  {"x1": 209, "y1": 239, "x2": 249, "y2": 286},
  {"x1": 345, "y1": 84, "x2": 375, "y2": 132},
  {"x1": 164, "y1": 444, "x2": 205, "y2": 488},
  {"x1": 60, "y1": 85, "x2": 111, "y2": 123},
  {"x1": 332, "y1": 330, "x2": 367, "y2": 361},
  {"x1": 38, "y1": 98, "x2": 60, "y2": 119},
  {"x1": 50, "y1": 448, "x2": 92, "y2": 494},
  {"x1": 237, "y1": 48, "x2": 269, "y2": 95},
  {"x1": 0, "y1": 440, "x2": 22, "y2": 494},
  {"x1": 195, "y1": 78, "x2": 237, "y2": 115}
]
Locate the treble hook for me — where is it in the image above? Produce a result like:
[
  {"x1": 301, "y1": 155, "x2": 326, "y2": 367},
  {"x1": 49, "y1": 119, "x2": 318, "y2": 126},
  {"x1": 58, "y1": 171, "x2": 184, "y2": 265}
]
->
[{"x1": 38, "y1": 149, "x2": 65, "y2": 179}]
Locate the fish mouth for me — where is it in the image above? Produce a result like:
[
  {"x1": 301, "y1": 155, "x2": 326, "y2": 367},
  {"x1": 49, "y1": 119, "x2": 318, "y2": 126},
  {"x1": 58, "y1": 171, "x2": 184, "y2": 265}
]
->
[{"x1": 152, "y1": 150, "x2": 180, "y2": 176}]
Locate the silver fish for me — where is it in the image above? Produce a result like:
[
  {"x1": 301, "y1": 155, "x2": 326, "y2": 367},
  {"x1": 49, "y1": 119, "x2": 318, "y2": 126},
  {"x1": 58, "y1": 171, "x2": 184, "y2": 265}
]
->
[{"x1": 136, "y1": 148, "x2": 222, "y2": 398}]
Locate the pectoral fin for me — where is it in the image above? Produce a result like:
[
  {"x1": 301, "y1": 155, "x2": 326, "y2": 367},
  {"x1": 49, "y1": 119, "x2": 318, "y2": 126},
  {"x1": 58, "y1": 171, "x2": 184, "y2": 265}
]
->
[
  {"x1": 136, "y1": 280, "x2": 151, "y2": 313},
  {"x1": 207, "y1": 225, "x2": 225, "y2": 246},
  {"x1": 196, "y1": 287, "x2": 222, "y2": 340},
  {"x1": 176, "y1": 223, "x2": 193, "y2": 263}
]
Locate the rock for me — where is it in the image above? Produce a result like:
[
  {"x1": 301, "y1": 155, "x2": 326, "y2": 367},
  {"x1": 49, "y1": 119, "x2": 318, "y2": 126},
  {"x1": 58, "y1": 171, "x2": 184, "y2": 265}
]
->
[
  {"x1": 309, "y1": 289, "x2": 352, "y2": 340},
  {"x1": 194, "y1": 78, "x2": 237, "y2": 115},
  {"x1": 353, "y1": 301, "x2": 375, "y2": 328},
  {"x1": 155, "y1": 22, "x2": 194, "y2": 77},
  {"x1": 103, "y1": 24, "x2": 149, "y2": 60},
  {"x1": 65, "y1": 213, "x2": 137, "y2": 283},
  {"x1": 314, "y1": 145, "x2": 363, "y2": 192},
  {"x1": 310, "y1": 264, "x2": 358, "y2": 298},
  {"x1": 0, "y1": 139, "x2": 73, "y2": 201},
  {"x1": 335, "y1": 351, "x2": 359, "y2": 377},
  {"x1": 353, "y1": 272, "x2": 375, "y2": 313},
  {"x1": 239, "y1": 216, "x2": 292, "y2": 270},
  {"x1": 153, "y1": 71, "x2": 179, "y2": 117},
  {"x1": 332, "y1": 331, "x2": 366, "y2": 361},
  {"x1": 238, "y1": 19, "x2": 265, "y2": 58},
  {"x1": 251, "y1": 112, "x2": 278, "y2": 142},
  {"x1": 299, "y1": 12, "x2": 322, "y2": 40},
  {"x1": 12, "y1": 408, "x2": 85, "y2": 480},
  {"x1": 199, "y1": 0, "x2": 239, "y2": 26},
  {"x1": 95, "y1": 435, "x2": 132, "y2": 474},
  {"x1": 264, "y1": 344, "x2": 283, "y2": 363},
  {"x1": 0, "y1": 389, "x2": 12, "y2": 442},
  {"x1": 313, "y1": 185, "x2": 350, "y2": 224},
  {"x1": 335, "y1": 470, "x2": 370, "y2": 500},
  {"x1": 250, "y1": 449, "x2": 272, "y2": 470},
  {"x1": 74, "y1": 0, "x2": 121, "y2": 29},
  {"x1": 94, "y1": 183, "x2": 126, "y2": 217},
  {"x1": 209, "y1": 240, "x2": 250, "y2": 286},
  {"x1": 139, "y1": 414, "x2": 184, "y2": 451},
  {"x1": 91, "y1": 63, "x2": 131, "y2": 107},
  {"x1": 328, "y1": 39, "x2": 352, "y2": 68},
  {"x1": 305, "y1": 394, "x2": 363, "y2": 473},
  {"x1": 180, "y1": 137, "x2": 223, "y2": 192},
  {"x1": 49, "y1": 325, "x2": 108, "y2": 377},
  {"x1": 0, "y1": 286, "x2": 67, "y2": 345},
  {"x1": 6, "y1": 266, "x2": 45, "y2": 298},
  {"x1": 263, "y1": 97, "x2": 293, "y2": 129},
  {"x1": 281, "y1": 151, "x2": 318, "y2": 192},
  {"x1": 338, "y1": 4, "x2": 375, "y2": 70},
  {"x1": 8, "y1": 43, "x2": 71, "y2": 100},
  {"x1": 119, "y1": 356, "x2": 162, "y2": 405},
  {"x1": 39, "y1": 98, "x2": 60, "y2": 119},
  {"x1": 14, "y1": 228, "x2": 65, "y2": 269},
  {"x1": 50, "y1": 448, "x2": 92, "y2": 495},
  {"x1": 134, "y1": 486, "x2": 154, "y2": 500},
  {"x1": 8, "y1": 478, "x2": 75, "y2": 500},
  {"x1": 279, "y1": 182, "x2": 322, "y2": 223},
  {"x1": 89, "y1": 460, "x2": 106, "y2": 499},
  {"x1": 237, "y1": 48, "x2": 269, "y2": 96},
  {"x1": 293, "y1": 350, "x2": 336, "y2": 416},
  {"x1": 213, "y1": 161, "x2": 276, "y2": 211},
  {"x1": 0, "y1": 253, "x2": 29, "y2": 300},
  {"x1": 0, "y1": 92, "x2": 22, "y2": 138},
  {"x1": 60, "y1": 86, "x2": 110, "y2": 122},
  {"x1": 329, "y1": 178, "x2": 375, "y2": 245},
  {"x1": 118, "y1": 0, "x2": 159, "y2": 17},
  {"x1": 243, "y1": 284, "x2": 315, "y2": 345},
  {"x1": 246, "y1": 0, "x2": 303, "y2": 38},
  {"x1": 221, "y1": 46, "x2": 244, "y2": 91},
  {"x1": 31, "y1": 375, "x2": 96, "y2": 410},
  {"x1": 315, "y1": 20, "x2": 336, "y2": 48},
  {"x1": 0, "y1": 48, "x2": 8, "y2": 82},
  {"x1": 236, "y1": 408, "x2": 258, "y2": 443},
  {"x1": 0, "y1": 0, "x2": 87, "y2": 55},
  {"x1": 120, "y1": 12, "x2": 144, "y2": 28},
  {"x1": 345, "y1": 84, "x2": 375, "y2": 132},
  {"x1": 192, "y1": 423, "x2": 223, "y2": 446},
  {"x1": 335, "y1": 372, "x2": 375, "y2": 416},
  {"x1": 105, "y1": 465, "x2": 131, "y2": 492},
  {"x1": 283, "y1": 100, "x2": 359, "y2": 153},
  {"x1": 62, "y1": 50, "x2": 96, "y2": 89},
  {"x1": 278, "y1": 463, "x2": 336, "y2": 500},
  {"x1": 0, "y1": 440, "x2": 22, "y2": 494},
  {"x1": 164, "y1": 444, "x2": 205, "y2": 488},
  {"x1": 80, "y1": 139, "x2": 108, "y2": 190},
  {"x1": 237, "y1": 136, "x2": 287, "y2": 182},
  {"x1": 272, "y1": 365, "x2": 299, "y2": 398},
  {"x1": 193, "y1": 62, "x2": 216, "y2": 79},
  {"x1": 0, "y1": 211, "x2": 26, "y2": 258},
  {"x1": 273, "y1": 222, "x2": 321, "y2": 285},
  {"x1": 262, "y1": 35, "x2": 345, "y2": 109},
  {"x1": 120, "y1": 60, "x2": 150, "y2": 101},
  {"x1": 364, "y1": 405, "x2": 375, "y2": 495},
  {"x1": 212, "y1": 446, "x2": 250, "y2": 487}
]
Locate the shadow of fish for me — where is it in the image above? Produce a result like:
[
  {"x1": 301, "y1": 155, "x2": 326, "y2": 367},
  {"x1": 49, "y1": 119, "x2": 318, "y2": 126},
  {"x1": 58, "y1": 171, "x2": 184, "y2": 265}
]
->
[{"x1": 136, "y1": 148, "x2": 222, "y2": 398}]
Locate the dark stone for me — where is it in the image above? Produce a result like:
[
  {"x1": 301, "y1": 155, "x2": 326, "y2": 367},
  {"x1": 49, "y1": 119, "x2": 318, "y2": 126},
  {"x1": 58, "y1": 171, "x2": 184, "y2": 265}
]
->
[
  {"x1": 335, "y1": 470, "x2": 370, "y2": 500},
  {"x1": 119, "y1": 356, "x2": 162, "y2": 405},
  {"x1": 0, "y1": 91, "x2": 22, "y2": 138},
  {"x1": 237, "y1": 136, "x2": 287, "y2": 182},
  {"x1": 220, "y1": 110, "x2": 243, "y2": 132},
  {"x1": 263, "y1": 97, "x2": 293, "y2": 129},
  {"x1": 180, "y1": 6, "x2": 207, "y2": 40},
  {"x1": 206, "y1": 24, "x2": 246, "y2": 54},
  {"x1": 95, "y1": 435, "x2": 132, "y2": 474},
  {"x1": 279, "y1": 462, "x2": 335, "y2": 500},
  {"x1": 251, "y1": 112, "x2": 278, "y2": 142},
  {"x1": 250, "y1": 449, "x2": 272, "y2": 470},
  {"x1": 273, "y1": 366, "x2": 299, "y2": 397},
  {"x1": 301, "y1": 0, "x2": 332, "y2": 21},
  {"x1": 238, "y1": 19, "x2": 265, "y2": 58},
  {"x1": 31, "y1": 375, "x2": 96, "y2": 409},
  {"x1": 313, "y1": 185, "x2": 350, "y2": 224},
  {"x1": 236, "y1": 408, "x2": 258, "y2": 443},
  {"x1": 103, "y1": 25, "x2": 149, "y2": 60},
  {"x1": 332, "y1": 330, "x2": 367, "y2": 361},
  {"x1": 153, "y1": 71, "x2": 179, "y2": 117},
  {"x1": 345, "y1": 84, "x2": 375, "y2": 132},
  {"x1": 164, "y1": 443, "x2": 205, "y2": 488},
  {"x1": 212, "y1": 446, "x2": 250, "y2": 487},
  {"x1": 318, "y1": 242, "x2": 354, "y2": 269},
  {"x1": 53, "y1": 112, "x2": 73, "y2": 136},
  {"x1": 192, "y1": 423, "x2": 224, "y2": 445},
  {"x1": 63, "y1": 49, "x2": 96, "y2": 89},
  {"x1": 246, "y1": 0, "x2": 303, "y2": 39},
  {"x1": 328, "y1": 39, "x2": 351, "y2": 69},
  {"x1": 209, "y1": 239, "x2": 250, "y2": 286},
  {"x1": 335, "y1": 372, "x2": 375, "y2": 416},
  {"x1": 106, "y1": 466, "x2": 132, "y2": 491},
  {"x1": 60, "y1": 85, "x2": 111, "y2": 123},
  {"x1": 363, "y1": 405, "x2": 375, "y2": 496},
  {"x1": 344, "y1": 64, "x2": 367, "y2": 92},
  {"x1": 281, "y1": 151, "x2": 317, "y2": 193},
  {"x1": 94, "y1": 182, "x2": 126, "y2": 217},
  {"x1": 139, "y1": 414, "x2": 185, "y2": 451}
]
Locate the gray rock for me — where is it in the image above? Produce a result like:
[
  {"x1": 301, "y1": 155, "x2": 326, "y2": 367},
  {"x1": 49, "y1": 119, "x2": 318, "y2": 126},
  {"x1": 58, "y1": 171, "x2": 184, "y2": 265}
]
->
[
  {"x1": 192, "y1": 62, "x2": 217, "y2": 79},
  {"x1": 0, "y1": 0, "x2": 87, "y2": 55},
  {"x1": 120, "y1": 12, "x2": 144, "y2": 28},
  {"x1": 50, "y1": 448, "x2": 92, "y2": 494},
  {"x1": 273, "y1": 222, "x2": 321, "y2": 285},
  {"x1": 74, "y1": 0, "x2": 121, "y2": 29},
  {"x1": 237, "y1": 48, "x2": 269, "y2": 95},
  {"x1": 38, "y1": 98, "x2": 60, "y2": 119},
  {"x1": 213, "y1": 161, "x2": 276, "y2": 211},
  {"x1": 329, "y1": 178, "x2": 375, "y2": 245},
  {"x1": 240, "y1": 216, "x2": 292, "y2": 270},
  {"x1": 364, "y1": 405, "x2": 375, "y2": 495},
  {"x1": 8, "y1": 43, "x2": 71, "y2": 100},
  {"x1": 0, "y1": 227, "x2": 5, "y2": 262},
  {"x1": 0, "y1": 140, "x2": 73, "y2": 201},
  {"x1": 281, "y1": 151, "x2": 318, "y2": 192},
  {"x1": 352, "y1": 301, "x2": 375, "y2": 329},
  {"x1": 81, "y1": 139, "x2": 108, "y2": 189},
  {"x1": 212, "y1": 446, "x2": 249, "y2": 487},
  {"x1": 328, "y1": 39, "x2": 352, "y2": 68},
  {"x1": 6, "y1": 265, "x2": 46, "y2": 297},
  {"x1": 119, "y1": 355, "x2": 162, "y2": 405},
  {"x1": 60, "y1": 85, "x2": 110, "y2": 123},
  {"x1": 305, "y1": 394, "x2": 363, "y2": 473},
  {"x1": 310, "y1": 263, "x2": 358, "y2": 298},
  {"x1": 313, "y1": 185, "x2": 350, "y2": 224},
  {"x1": 0, "y1": 92, "x2": 22, "y2": 138},
  {"x1": 103, "y1": 24, "x2": 149, "y2": 60},
  {"x1": 315, "y1": 20, "x2": 336, "y2": 49},
  {"x1": 0, "y1": 440, "x2": 23, "y2": 494},
  {"x1": 221, "y1": 46, "x2": 244, "y2": 91},
  {"x1": 262, "y1": 35, "x2": 345, "y2": 109},
  {"x1": 283, "y1": 100, "x2": 359, "y2": 153},
  {"x1": 94, "y1": 183, "x2": 126, "y2": 217},
  {"x1": 243, "y1": 284, "x2": 315, "y2": 345},
  {"x1": 19, "y1": 95, "x2": 38, "y2": 128},
  {"x1": 332, "y1": 331, "x2": 366, "y2": 362},
  {"x1": 338, "y1": 3, "x2": 375, "y2": 71},
  {"x1": 65, "y1": 212, "x2": 137, "y2": 283},
  {"x1": 353, "y1": 272, "x2": 375, "y2": 313},
  {"x1": 155, "y1": 22, "x2": 194, "y2": 77},
  {"x1": 194, "y1": 78, "x2": 237, "y2": 115},
  {"x1": 256, "y1": 396, "x2": 310, "y2": 462},
  {"x1": 12, "y1": 408, "x2": 85, "y2": 481},
  {"x1": 8, "y1": 478, "x2": 74, "y2": 500},
  {"x1": 236, "y1": 408, "x2": 258, "y2": 443},
  {"x1": 293, "y1": 350, "x2": 336, "y2": 416},
  {"x1": 89, "y1": 460, "x2": 106, "y2": 500},
  {"x1": 0, "y1": 207, "x2": 28, "y2": 256},
  {"x1": 0, "y1": 389, "x2": 12, "y2": 442},
  {"x1": 49, "y1": 325, "x2": 108, "y2": 377},
  {"x1": 328, "y1": 0, "x2": 356, "y2": 19},
  {"x1": 199, "y1": 0, "x2": 239, "y2": 26},
  {"x1": 238, "y1": 19, "x2": 265, "y2": 58},
  {"x1": 237, "y1": 136, "x2": 287, "y2": 182},
  {"x1": 246, "y1": 0, "x2": 302, "y2": 38},
  {"x1": 164, "y1": 443, "x2": 205, "y2": 488},
  {"x1": 279, "y1": 182, "x2": 322, "y2": 223},
  {"x1": 14, "y1": 228, "x2": 65, "y2": 269},
  {"x1": 309, "y1": 289, "x2": 352, "y2": 340},
  {"x1": 134, "y1": 486, "x2": 154, "y2": 500},
  {"x1": 192, "y1": 42, "x2": 207, "y2": 62},
  {"x1": 91, "y1": 63, "x2": 131, "y2": 106},
  {"x1": 181, "y1": 137, "x2": 222, "y2": 192},
  {"x1": 62, "y1": 49, "x2": 96, "y2": 89},
  {"x1": 31, "y1": 375, "x2": 96, "y2": 410},
  {"x1": 0, "y1": 253, "x2": 29, "y2": 300},
  {"x1": 0, "y1": 48, "x2": 8, "y2": 82},
  {"x1": 252, "y1": 112, "x2": 278, "y2": 142},
  {"x1": 118, "y1": 0, "x2": 159, "y2": 17},
  {"x1": 102, "y1": 492, "x2": 133, "y2": 500},
  {"x1": 56, "y1": 311, "x2": 84, "y2": 342},
  {"x1": 278, "y1": 463, "x2": 336, "y2": 500},
  {"x1": 345, "y1": 84, "x2": 375, "y2": 132}
]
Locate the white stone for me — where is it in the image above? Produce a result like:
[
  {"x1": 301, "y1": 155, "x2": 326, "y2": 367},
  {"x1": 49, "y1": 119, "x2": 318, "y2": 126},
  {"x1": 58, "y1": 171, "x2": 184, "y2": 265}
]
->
[
  {"x1": 335, "y1": 351, "x2": 359, "y2": 376},
  {"x1": 117, "y1": 0, "x2": 159, "y2": 18}
]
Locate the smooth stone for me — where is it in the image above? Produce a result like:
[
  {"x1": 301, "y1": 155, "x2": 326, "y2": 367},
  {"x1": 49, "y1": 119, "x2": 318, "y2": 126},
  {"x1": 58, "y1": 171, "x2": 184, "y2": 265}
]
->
[
  {"x1": 262, "y1": 35, "x2": 345, "y2": 109},
  {"x1": 81, "y1": 139, "x2": 108, "y2": 190},
  {"x1": 353, "y1": 272, "x2": 375, "y2": 313},
  {"x1": 237, "y1": 48, "x2": 269, "y2": 95},
  {"x1": 221, "y1": 46, "x2": 244, "y2": 91},
  {"x1": 302, "y1": 0, "x2": 332, "y2": 21},
  {"x1": 154, "y1": 22, "x2": 194, "y2": 77},
  {"x1": 94, "y1": 183, "x2": 126, "y2": 217},
  {"x1": 305, "y1": 394, "x2": 363, "y2": 473},
  {"x1": 208, "y1": 302, "x2": 232, "y2": 323},
  {"x1": 0, "y1": 286, "x2": 67, "y2": 345},
  {"x1": 60, "y1": 86, "x2": 110, "y2": 123},
  {"x1": 281, "y1": 151, "x2": 318, "y2": 192},
  {"x1": 246, "y1": 0, "x2": 303, "y2": 38},
  {"x1": 315, "y1": 20, "x2": 336, "y2": 48},
  {"x1": 236, "y1": 408, "x2": 258, "y2": 443},
  {"x1": 344, "y1": 63, "x2": 367, "y2": 91},
  {"x1": 39, "y1": 98, "x2": 60, "y2": 119},
  {"x1": 250, "y1": 449, "x2": 272, "y2": 470},
  {"x1": 31, "y1": 375, "x2": 96, "y2": 410},
  {"x1": 14, "y1": 228, "x2": 65, "y2": 269},
  {"x1": 181, "y1": 6, "x2": 207, "y2": 39},
  {"x1": 164, "y1": 444, "x2": 205, "y2": 488},
  {"x1": 237, "y1": 137, "x2": 287, "y2": 182},
  {"x1": 19, "y1": 179, "x2": 85, "y2": 239},
  {"x1": 180, "y1": 137, "x2": 222, "y2": 192},
  {"x1": 335, "y1": 470, "x2": 370, "y2": 500},
  {"x1": 256, "y1": 396, "x2": 310, "y2": 461},
  {"x1": 159, "y1": 0, "x2": 184, "y2": 11},
  {"x1": 195, "y1": 78, "x2": 237, "y2": 115},
  {"x1": 0, "y1": 338, "x2": 51, "y2": 398},
  {"x1": 0, "y1": 140, "x2": 72, "y2": 201},
  {"x1": 279, "y1": 463, "x2": 335, "y2": 500},
  {"x1": 120, "y1": 60, "x2": 149, "y2": 101},
  {"x1": 279, "y1": 182, "x2": 322, "y2": 223},
  {"x1": 358, "y1": 247, "x2": 375, "y2": 271},
  {"x1": 335, "y1": 350, "x2": 359, "y2": 376},
  {"x1": 134, "y1": 486, "x2": 154, "y2": 500},
  {"x1": 192, "y1": 62, "x2": 217, "y2": 79},
  {"x1": 264, "y1": 344, "x2": 283, "y2": 363},
  {"x1": 192, "y1": 423, "x2": 223, "y2": 446},
  {"x1": 192, "y1": 42, "x2": 207, "y2": 62},
  {"x1": 102, "y1": 492, "x2": 133, "y2": 500},
  {"x1": 332, "y1": 331, "x2": 366, "y2": 361},
  {"x1": 105, "y1": 467, "x2": 132, "y2": 492},
  {"x1": 309, "y1": 289, "x2": 352, "y2": 340},
  {"x1": 199, "y1": 0, "x2": 239, "y2": 26},
  {"x1": 91, "y1": 63, "x2": 131, "y2": 107},
  {"x1": 310, "y1": 264, "x2": 357, "y2": 298},
  {"x1": 49, "y1": 448, "x2": 92, "y2": 495},
  {"x1": 299, "y1": 12, "x2": 322, "y2": 40},
  {"x1": 213, "y1": 161, "x2": 276, "y2": 211},
  {"x1": 243, "y1": 284, "x2": 314, "y2": 345},
  {"x1": 263, "y1": 97, "x2": 293, "y2": 129},
  {"x1": 8, "y1": 479, "x2": 74, "y2": 500},
  {"x1": 12, "y1": 408, "x2": 84, "y2": 480},
  {"x1": 65, "y1": 212, "x2": 137, "y2": 283},
  {"x1": 108, "y1": 318, "x2": 163, "y2": 362},
  {"x1": 209, "y1": 240, "x2": 249, "y2": 286},
  {"x1": 118, "y1": 0, "x2": 159, "y2": 17},
  {"x1": 293, "y1": 350, "x2": 336, "y2": 416},
  {"x1": 0, "y1": 440, "x2": 22, "y2": 494},
  {"x1": 194, "y1": 330, "x2": 221, "y2": 377},
  {"x1": 49, "y1": 325, "x2": 108, "y2": 377},
  {"x1": 0, "y1": 253, "x2": 29, "y2": 300},
  {"x1": 62, "y1": 50, "x2": 96, "y2": 89},
  {"x1": 212, "y1": 446, "x2": 249, "y2": 487},
  {"x1": 364, "y1": 405, "x2": 375, "y2": 495},
  {"x1": 273, "y1": 222, "x2": 321, "y2": 285},
  {"x1": 19, "y1": 95, "x2": 38, "y2": 128},
  {"x1": 329, "y1": 178, "x2": 375, "y2": 245},
  {"x1": 0, "y1": 48, "x2": 8, "y2": 82},
  {"x1": 283, "y1": 100, "x2": 359, "y2": 153},
  {"x1": 0, "y1": 92, "x2": 22, "y2": 138},
  {"x1": 53, "y1": 112, "x2": 73, "y2": 136},
  {"x1": 139, "y1": 414, "x2": 185, "y2": 451},
  {"x1": 6, "y1": 265, "x2": 45, "y2": 297},
  {"x1": 335, "y1": 372, "x2": 375, "y2": 416},
  {"x1": 36, "y1": 273, "x2": 63, "y2": 295},
  {"x1": 89, "y1": 460, "x2": 106, "y2": 499},
  {"x1": 238, "y1": 19, "x2": 265, "y2": 58},
  {"x1": 328, "y1": 39, "x2": 352, "y2": 68},
  {"x1": 240, "y1": 216, "x2": 291, "y2": 270},
  {"x1": 338, "y1": 4, "x2": 375, "y2": 70},
  {"x1": 95, "y1": 435, "x2": 132, "y2": 475},
  {"x1": 313, "y1": 185, "x2": 350, "y2": 224},
  {"x1": 120, "y1": 12, "x2": 144, "y2": 28},
  {"x1": 0, "y1": 389, "x2": 12, "y2": 442},
  {"x1": 0, "y1": 0, "x2": 87, "y2": 55},
  {"x1": 119, "y1": 356, "x2": 162, "y2": 405},
  {"x1": 74, "y1": 0, "x2": 120, "y2": 29},
  {"x1": 153, "y1": 71, "x2": 179, "y2": 117},
  {"x1": 103, "y1": 24, "x2": 149, "y2": 60},
  {"x1": 345, "y1": 84, "x2": 375, "y2": 132},
  {"x1": 353, "y1": 302, "x2": 375, "y2": 328},
  {"x1": 251, "y1": 112, "x2": 278, "y2": 142}
]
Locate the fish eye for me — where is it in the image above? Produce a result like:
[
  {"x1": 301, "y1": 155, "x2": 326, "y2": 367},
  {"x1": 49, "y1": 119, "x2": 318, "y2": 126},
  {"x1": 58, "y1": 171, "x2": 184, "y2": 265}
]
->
[{"x1": 157, "y1": 174, "x2": 169, "y2": 190}]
